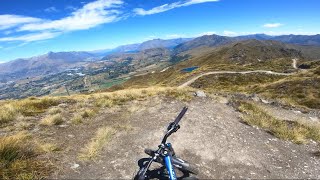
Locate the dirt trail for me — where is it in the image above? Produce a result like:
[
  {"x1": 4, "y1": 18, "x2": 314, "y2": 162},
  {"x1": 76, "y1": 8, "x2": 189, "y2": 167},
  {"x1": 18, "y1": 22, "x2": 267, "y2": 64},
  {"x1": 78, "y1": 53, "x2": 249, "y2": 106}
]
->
[
  {"x1": 179, "y1": 70, "x2": 293, "y2": 88},
  {"x1": 50, "y1": 96, "x2": 320, "y2": 179}
]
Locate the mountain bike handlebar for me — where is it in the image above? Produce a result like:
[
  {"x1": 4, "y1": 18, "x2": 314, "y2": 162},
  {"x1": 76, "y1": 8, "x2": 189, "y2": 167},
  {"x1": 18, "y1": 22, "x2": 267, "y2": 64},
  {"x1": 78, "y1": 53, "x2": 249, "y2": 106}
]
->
[
  {"x1": 173, "y1": 107, "x2": 188, "y2": 125},
  {"x1": 136, "y1": 107, "x2": 196, "y2": 180},
  {"x1": 162, "y1": 107, "x2": 188, "y2": 144}
]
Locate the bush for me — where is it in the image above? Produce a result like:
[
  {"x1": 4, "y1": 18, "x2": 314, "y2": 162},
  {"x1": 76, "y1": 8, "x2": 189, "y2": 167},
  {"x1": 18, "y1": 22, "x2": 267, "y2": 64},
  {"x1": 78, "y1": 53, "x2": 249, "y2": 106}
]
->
[
  {"x1": 0, "y1": 105, "x2": 17, "y2": 125},
  {"x1": 40, "y1": 114, "x2": 63, "y2": 126},
  {"x1": 71, "y1": 114, "x2": 83, "y2": 124},
  {"x1": 48, "y1": 107, "x2": 62, "y2": 115},
  {"x1": 0, "y1": 132, "x2": 31, "y2": 165},
  {"x1": 81, "y1": 109, "x2": 96, "y2": 118}
]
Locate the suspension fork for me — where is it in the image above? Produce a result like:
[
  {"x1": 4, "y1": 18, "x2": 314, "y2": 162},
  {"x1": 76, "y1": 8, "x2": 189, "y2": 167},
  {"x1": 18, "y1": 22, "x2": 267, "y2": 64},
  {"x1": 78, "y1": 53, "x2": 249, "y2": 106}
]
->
[{"x1": 164, "y1": 151, "x2": 177, "y2": 180}]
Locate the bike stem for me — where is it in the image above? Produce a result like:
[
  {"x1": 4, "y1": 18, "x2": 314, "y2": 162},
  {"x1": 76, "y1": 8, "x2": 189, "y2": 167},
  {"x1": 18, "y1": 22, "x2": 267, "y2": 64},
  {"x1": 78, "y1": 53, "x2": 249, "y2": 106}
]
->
[{"x1": 161, "y1": 124, "x2": 180, "y2": 144}]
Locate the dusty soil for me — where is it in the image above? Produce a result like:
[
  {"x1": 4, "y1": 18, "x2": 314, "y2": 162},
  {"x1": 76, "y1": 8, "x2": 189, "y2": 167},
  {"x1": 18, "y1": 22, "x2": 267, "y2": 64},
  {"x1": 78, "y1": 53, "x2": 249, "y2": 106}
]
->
[{"x1": 42, "y1": 95, "x2": 320, "y2": 179}]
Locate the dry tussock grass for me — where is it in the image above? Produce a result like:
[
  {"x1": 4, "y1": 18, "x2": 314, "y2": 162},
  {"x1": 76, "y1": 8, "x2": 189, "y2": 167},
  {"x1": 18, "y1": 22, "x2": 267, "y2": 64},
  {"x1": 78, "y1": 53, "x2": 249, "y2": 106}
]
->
[
  {"x1": 79, "y1": 127, "x2": 115, "y2": 160},
  {"x1": 40, "y1": 114, "x2": 63, "y2": 126},
  {"x1": 93, "y1": 87, "x2": 193, "y2": 107},
  {"x1": 0, "y1": 87, "x2": 192, "y2": 127},
  {"x1": 48, "y1": 107, "x2": 62, "y2": 115},
  {"x1": 0, "y1": 132, "x2": 51, "y2": 180},
  {"x1": 71, "y1": 114, "x2": 83, "y2": 124},
  {"x1": 0, "y1": 104, "x2": 18, "y2": 125},
  {"x1": 238, "y1": 101, "x2": 320, "y2": 144},
  {"x1": 0, "y1": 97, "x2": 60, "y2": 126},
  {"x1": 38, "y1": 143, "x2": 60, "y2": 153}
]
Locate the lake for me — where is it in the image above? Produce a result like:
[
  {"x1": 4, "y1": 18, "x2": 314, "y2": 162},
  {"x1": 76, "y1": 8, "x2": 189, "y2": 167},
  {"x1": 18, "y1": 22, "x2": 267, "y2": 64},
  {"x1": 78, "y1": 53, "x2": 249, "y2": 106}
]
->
[{"x1": 181, "y1": 66, "x2": 199, "y2": 72}]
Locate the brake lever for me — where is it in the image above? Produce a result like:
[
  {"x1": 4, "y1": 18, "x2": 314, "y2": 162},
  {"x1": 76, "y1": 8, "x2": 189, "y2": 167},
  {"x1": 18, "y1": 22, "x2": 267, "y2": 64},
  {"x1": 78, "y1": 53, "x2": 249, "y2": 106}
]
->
[
  {"x1": 167, "y1": 122, "x2": 175, "y2": 131},
  {"x1": 167, "y1": 123, "x2": 180, "y2": 136}
]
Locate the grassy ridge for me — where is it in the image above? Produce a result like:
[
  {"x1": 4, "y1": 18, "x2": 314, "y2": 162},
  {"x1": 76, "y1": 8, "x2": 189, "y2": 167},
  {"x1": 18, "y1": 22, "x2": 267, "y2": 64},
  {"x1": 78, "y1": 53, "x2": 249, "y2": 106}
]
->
[
  {"x1": 190, "y1": 73, "x2": 285, "y2": 93},
  {"x1": 189, "y1": 66, "x2": 320, "y2": 109}
]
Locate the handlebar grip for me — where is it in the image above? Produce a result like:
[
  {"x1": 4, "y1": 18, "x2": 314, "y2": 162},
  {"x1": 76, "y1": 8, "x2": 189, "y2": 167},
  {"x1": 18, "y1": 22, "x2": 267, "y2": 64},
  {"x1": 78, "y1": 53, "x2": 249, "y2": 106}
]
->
[{"x1": 173, "y1": 107, "x2": 188, "y2": 125}]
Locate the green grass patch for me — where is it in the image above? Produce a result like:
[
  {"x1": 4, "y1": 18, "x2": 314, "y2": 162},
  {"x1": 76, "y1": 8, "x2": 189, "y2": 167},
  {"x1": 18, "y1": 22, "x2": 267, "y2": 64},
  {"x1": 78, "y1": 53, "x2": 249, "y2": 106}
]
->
[{"x1": 99, "y1": 78, "x2": 128, "y2": 89}]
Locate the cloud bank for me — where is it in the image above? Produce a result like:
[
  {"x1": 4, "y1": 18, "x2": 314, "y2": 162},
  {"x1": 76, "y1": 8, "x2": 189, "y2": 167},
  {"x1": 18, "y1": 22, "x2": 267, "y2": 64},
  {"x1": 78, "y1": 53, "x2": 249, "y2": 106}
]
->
[{"x1": 0, "y1": 0, "x2": 219, "y2": 43}]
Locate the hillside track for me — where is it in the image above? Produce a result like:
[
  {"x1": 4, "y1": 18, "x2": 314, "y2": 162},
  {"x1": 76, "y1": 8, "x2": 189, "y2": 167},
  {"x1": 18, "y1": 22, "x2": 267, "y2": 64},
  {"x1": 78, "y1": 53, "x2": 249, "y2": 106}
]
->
[{"x1": 179, "y1": 70, "x2": 293, "y2": 88}]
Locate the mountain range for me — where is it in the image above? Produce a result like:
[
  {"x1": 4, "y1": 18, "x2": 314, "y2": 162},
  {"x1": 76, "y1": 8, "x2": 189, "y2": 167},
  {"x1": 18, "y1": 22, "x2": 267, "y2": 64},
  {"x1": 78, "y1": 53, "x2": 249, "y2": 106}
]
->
[
  {"x1": 174, "y1": 34, "x2": 320, "y2": 53},
  {"x1": 1, "y1": 34, "x2": 320, "y2": 83}
]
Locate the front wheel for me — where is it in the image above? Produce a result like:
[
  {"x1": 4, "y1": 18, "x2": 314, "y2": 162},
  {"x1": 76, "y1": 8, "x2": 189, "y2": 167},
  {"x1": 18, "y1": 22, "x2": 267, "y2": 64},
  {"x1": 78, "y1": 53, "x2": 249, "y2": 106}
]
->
[
  {"x1": 135, "y1": 167, "x2": 147, "y2": 180},
  {"x1": 135, "y1": 158, "x2": 153, "y2": 180},
  {"x1": 172, "y1": 157, "x2": 199, "y2": 175}
]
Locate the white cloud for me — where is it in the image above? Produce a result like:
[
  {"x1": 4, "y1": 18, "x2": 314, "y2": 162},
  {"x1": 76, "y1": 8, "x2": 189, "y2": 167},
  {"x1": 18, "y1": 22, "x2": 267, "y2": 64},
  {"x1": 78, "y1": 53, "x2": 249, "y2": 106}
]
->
[
  {"x1": 0, "y1": 0, "x2": 124, "y2": 43},
  {"x1": 197, "y1": 31, "x2": 216, "y2": 36},
  {"x1": 223, "y1": 30, "x2": 238, "y2": 36},
  {"x1": 65, "y1": 5, "x2": 77, "y2": 11},
  {"x1": 0, "y1": 32, "x2": 61, "y2": 42},
  {"x1": 44, "y1": 7, "x2": 59, "y2": 13},
  {"x1": 0, "y1": 15, "x2": 43, "y2": 30},
  {"x1": 19, "y1": 0, "x2": 123, "y2": 32},
  {"x1": 165, "y1": 34, "x2": 187, "y2": 39},
  {"x1": 134, "y1": 0, "x2": 219, "y2": 16},
  {"x1": 184, "y1": 0, "x2": 220, "y2": 6},
  {"x1": 263, "y1": 23, "x2": 283, "y2": 28}
]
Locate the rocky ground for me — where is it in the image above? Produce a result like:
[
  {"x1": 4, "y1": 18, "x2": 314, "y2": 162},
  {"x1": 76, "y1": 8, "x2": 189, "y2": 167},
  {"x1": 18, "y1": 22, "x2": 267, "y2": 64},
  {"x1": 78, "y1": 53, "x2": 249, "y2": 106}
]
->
[{"x1": 43, "y1": 94, "x2": 320, "y2": 179}]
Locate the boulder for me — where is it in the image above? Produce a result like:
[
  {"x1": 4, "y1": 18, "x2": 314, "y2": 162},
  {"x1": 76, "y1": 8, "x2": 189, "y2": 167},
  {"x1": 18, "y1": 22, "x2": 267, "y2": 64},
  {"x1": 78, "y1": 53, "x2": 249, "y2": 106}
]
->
[{"x1": 194, "y1": 91, "x2": 206, "y2": 97}]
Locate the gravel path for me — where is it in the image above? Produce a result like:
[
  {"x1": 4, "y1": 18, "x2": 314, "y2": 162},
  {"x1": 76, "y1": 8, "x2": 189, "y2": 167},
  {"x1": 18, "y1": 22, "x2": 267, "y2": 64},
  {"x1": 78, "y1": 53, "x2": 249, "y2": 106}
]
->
[
  {"x1": 51, "y1": 96, "x2": 320, "y2": 179},
  {"x1": 178, "y1": 70, "x2": 292, "y2": 88}
]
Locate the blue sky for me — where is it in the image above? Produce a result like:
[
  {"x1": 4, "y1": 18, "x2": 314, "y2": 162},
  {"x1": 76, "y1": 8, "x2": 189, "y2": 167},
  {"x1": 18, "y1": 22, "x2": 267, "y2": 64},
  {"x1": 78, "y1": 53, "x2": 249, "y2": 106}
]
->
[{"x1": 0, "y1": 0, "x2": 319, "y2": 62}]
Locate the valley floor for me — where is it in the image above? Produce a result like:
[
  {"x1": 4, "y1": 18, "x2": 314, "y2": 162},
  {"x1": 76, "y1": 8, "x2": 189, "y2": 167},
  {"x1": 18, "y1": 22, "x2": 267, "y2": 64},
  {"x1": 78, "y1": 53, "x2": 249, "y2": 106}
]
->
[{"x1": 44, "y1": 95, "x2": 320, "y2": 179}]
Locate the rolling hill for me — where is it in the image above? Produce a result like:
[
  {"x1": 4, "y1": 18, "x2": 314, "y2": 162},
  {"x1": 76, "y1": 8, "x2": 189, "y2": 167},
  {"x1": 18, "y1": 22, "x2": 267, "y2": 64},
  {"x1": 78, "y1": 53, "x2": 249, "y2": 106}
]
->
[
  {"x1": 120, "y1": 39, "x2": 317, "y2": 91},
  {"x1": 174, "y1": 34, "x2": 234, "y2": 53},
  {"x1": 111, "y1": 38, "x2": 192, "y2": 53},
  {"x1": 1, "y1": 34, "x2": 320, "y2": 100}
]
